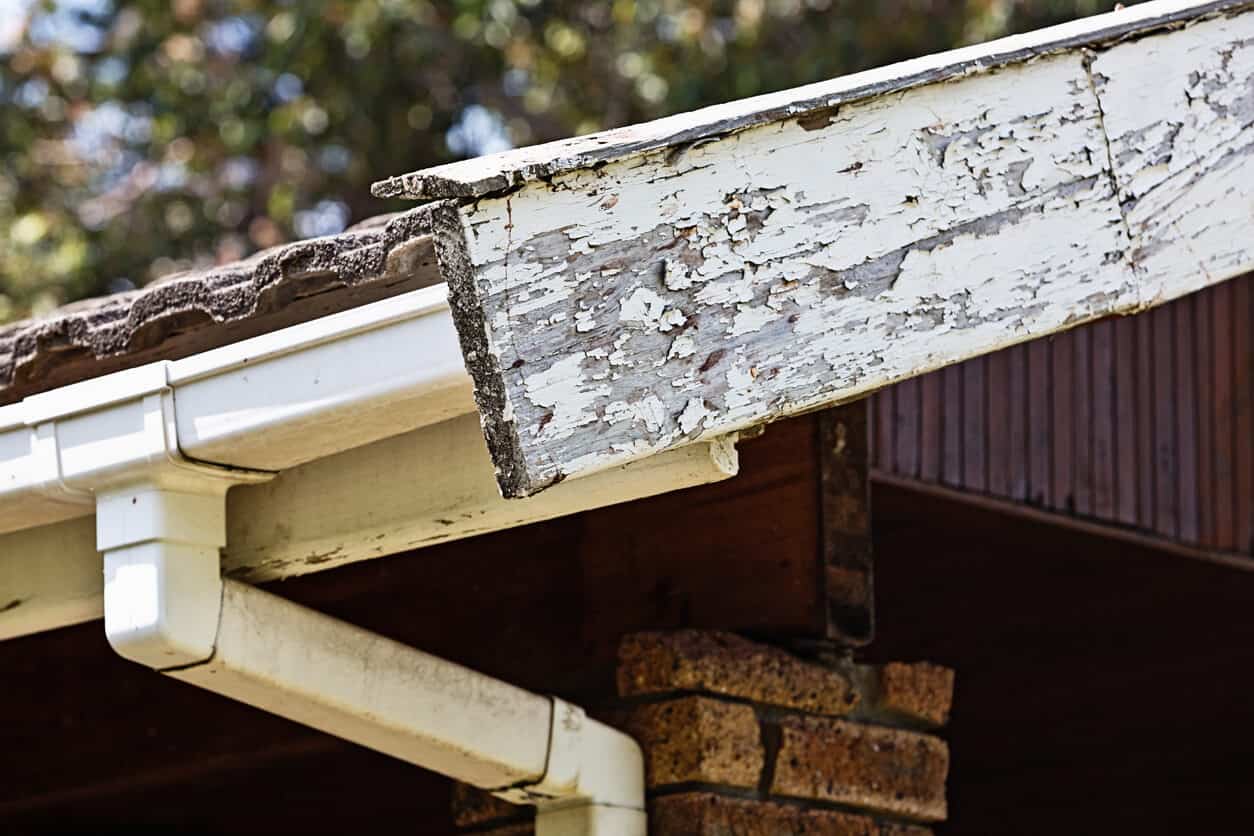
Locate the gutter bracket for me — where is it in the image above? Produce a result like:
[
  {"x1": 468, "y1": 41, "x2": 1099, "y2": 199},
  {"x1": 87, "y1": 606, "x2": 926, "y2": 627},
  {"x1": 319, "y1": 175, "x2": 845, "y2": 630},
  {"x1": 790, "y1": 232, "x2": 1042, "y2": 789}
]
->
[
  {"x1": 100, "y1": 482, "x2": 232, "y2": 668},
  {"x1": 94, "y1": 386, "x2": 272, "y2": 668}
]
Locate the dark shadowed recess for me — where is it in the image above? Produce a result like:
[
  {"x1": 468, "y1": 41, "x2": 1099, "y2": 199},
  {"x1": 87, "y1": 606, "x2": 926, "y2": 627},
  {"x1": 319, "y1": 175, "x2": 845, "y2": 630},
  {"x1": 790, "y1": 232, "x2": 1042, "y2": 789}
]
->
[{"x1": 2, "y1": 430, "x2": 1253, "y2": 834}]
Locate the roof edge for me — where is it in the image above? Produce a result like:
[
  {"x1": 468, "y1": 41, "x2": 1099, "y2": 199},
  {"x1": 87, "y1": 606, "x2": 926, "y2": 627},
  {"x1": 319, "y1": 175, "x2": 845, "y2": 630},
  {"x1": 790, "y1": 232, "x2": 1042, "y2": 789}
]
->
[{"x1": 371, "y1": 0, "x2": 1253, "y2": 202}]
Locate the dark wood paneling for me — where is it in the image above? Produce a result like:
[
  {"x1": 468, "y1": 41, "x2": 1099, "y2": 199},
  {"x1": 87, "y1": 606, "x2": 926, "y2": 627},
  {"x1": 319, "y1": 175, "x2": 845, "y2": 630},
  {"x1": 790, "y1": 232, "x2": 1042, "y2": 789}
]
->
[
  {"x1": 1176, "y1": 298, "x2": 1199, "y2": 543},
  {"x1": 871, "y1": 274, "x2": 1254, "y2": 559},
  {"x1": 942, "y1": 364, "x2": 964, "y2": 487},
  {"x1": 894, "y1": 376, "x2": 919, "y2": 478},
  {"x1": 962, "y1": 357, "x2": 986, "y2": 493},
  {"x1": 1007, "y1": 344, "x2": 1029, "y2": 503},
  {"x1": 1213, "y1": 280, "x2": 1236, "y2": 550},
  {"x1": 1151, "y1": 304, "x2": 1177, "y2": 539},
  {"x1": 919, "y1": 371, "x2": 942, "y2": 484},
  {"x1": 1091, "y1": 319, "x2": 1116, "y2": 520},
  {"x1": 987, "y1": 350, "x2": 1012, "y2": 498},
  {"x1": 1072, "y1": 325, "x2": 1093, "y2": 517},
  {"x1": 1051, "y1": 331, "x2": 1073, "y2": 512},
  {"x1": 1113, "y1": 312, "x2": 1140, "y2": 527},
  {"x1": 1027, "y1": 338, "x2": 1051, "y2": 506},
  {"x1": 1136, "y1": 305, "x2": 1156, "y2": 536},
  {"x1": 1235, "y1": 276, "x2": 1254, "y2": 556}
]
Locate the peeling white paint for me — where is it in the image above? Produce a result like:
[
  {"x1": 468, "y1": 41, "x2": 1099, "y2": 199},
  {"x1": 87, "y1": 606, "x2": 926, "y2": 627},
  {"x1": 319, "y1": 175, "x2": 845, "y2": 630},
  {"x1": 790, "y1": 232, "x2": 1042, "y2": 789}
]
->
[
  {"x1": 677, "y1": 398, "x2": 713, "y2": 434},
  {"x1": 520, "y1": 353, "x2": 609, "y2": 439},
  {"x1": 619, "y1": 287, "x2": 687, "y2": 332},
  {"x1": 730, "y1": 305, "x2": 778, "y2": 337},
  {"x1": 433, "y1": 2, "x2": 1254, "y2": 496},
  {"x1": 1093, "y1": 11, "x2": 1254, "y2": 303},
  {"x1": 667, "y1": 334, "x2": 697, "y2": 360}
]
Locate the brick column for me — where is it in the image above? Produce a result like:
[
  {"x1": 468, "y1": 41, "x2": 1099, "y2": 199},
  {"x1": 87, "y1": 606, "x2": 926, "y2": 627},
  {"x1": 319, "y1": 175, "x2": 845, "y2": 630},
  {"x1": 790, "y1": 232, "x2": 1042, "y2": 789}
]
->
[{"x1": 450, "y1": 630, "x2": 954, "y2": 836}]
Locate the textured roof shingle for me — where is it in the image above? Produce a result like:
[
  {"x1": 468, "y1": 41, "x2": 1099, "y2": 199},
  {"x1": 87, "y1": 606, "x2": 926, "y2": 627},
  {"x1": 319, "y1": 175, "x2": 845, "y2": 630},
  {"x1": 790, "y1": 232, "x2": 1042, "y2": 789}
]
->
[{"x1": 0, "y1": 204, "x2": 443, "y2": 406}]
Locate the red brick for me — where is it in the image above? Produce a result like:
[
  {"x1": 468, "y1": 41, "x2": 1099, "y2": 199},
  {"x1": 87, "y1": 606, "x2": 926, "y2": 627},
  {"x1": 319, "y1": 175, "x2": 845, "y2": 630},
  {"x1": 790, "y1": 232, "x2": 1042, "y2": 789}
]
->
[
  {"x1": 618, "y1": 630, "x2": 859, "y2": 715},
  {"x1": 770, "y1": 717, "x2": 948, "y2": 822},
  {"x1": 876, "y1": 662, "x2": 955, "y2": 728},
  {"x1": 611, "y1": 696, "x2": 763, "y2": 789},
  {"x1": 650, "y1": 792, "x2": 932, "y2": 836}
]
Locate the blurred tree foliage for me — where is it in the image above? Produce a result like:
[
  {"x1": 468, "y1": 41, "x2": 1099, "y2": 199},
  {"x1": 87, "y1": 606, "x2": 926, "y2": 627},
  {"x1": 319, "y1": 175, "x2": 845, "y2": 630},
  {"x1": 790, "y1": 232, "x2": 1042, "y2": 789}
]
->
[{"x1": 0, "y1": 0, "x2": 1112, "y2": 322}]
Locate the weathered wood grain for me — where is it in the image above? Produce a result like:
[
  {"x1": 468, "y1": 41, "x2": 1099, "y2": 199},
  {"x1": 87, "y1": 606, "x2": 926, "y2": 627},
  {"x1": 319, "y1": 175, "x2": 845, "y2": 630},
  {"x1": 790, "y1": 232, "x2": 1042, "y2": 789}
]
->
[
  {"x1": 394, "y1": 2, "x2": 1254, "y2": 497},
  {"x1": 440, "y1": 55, "x2": 1131, "y2": 496}
]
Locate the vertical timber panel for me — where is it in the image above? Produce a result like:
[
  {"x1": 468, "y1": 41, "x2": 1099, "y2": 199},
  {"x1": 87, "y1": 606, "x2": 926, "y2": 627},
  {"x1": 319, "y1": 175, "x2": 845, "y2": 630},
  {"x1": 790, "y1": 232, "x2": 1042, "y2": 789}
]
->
[
  {"x1": 988, "y1": 350, "x2": 1012, "y2": 499},
  {"x1": 1196, "y1": 292, "x2": 1216, "y2": 548},
  {"x1": 1008, "y1": 344, "x2": 1029, "y2": 503},
  {"x1": 873, "y1": 276, "x2": 1253, "y2": 559},
  {"x1": 1212, "y1": 281, "x2": 1236, "y2": 551},
  {"x1": 1027, "y1": 338, "x2": 1051, "y2": 508},
  {"x1": 1052, "y1": 332, "x2": 1074, "y2": 513},
  {"x1": 1092, "y1": 320, "x2": 1116, "y2": 521},
  {"x1": 1235, "y1": 277, "x2": 1254, "y2": 555},
  {"x1": 964, "y1": 357, "x2": 987, "y2": 494},
  {"x1": 1175, "y1": 299, "x2": 1199, "y2": 544},
  {"x1": 894, "y1": 378, "x2": 920, "y2": 479},
  {"x1": 875, "y1": 386, "x2": 896, "y2": 476},
  {"x1": 1113, "y1": 314, "x2": 1140, "y2": 527},
  {"x1": 1152, "y1": 304, "x2": 1178, "y2": 540},
  {"x1": 1073, "y1": 327, "x2": 1094, "y2": 518},
  {"x1": 1135, "y1": 306, "x2": 1157, "y2": 541},
  {"x1": 918, "y1": 372, "x2": 942, "y2": 484},
  {"x1": 942, "y1": 365, "x2": 964, "y2": 488}
]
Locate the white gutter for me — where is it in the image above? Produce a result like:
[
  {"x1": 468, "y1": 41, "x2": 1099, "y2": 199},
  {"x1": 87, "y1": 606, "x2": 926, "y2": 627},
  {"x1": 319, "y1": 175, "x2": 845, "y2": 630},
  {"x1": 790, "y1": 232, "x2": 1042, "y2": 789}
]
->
[{"x1": 0, "y1": 282, "x2": 470, "y2": 536}]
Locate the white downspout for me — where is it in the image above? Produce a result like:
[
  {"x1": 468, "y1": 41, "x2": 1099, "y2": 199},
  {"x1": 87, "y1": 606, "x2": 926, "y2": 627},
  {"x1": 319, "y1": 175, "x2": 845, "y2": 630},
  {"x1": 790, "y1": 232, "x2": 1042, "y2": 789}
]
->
[{"x1": 99, "y1": 484, "x2": 645, "y2": 834}]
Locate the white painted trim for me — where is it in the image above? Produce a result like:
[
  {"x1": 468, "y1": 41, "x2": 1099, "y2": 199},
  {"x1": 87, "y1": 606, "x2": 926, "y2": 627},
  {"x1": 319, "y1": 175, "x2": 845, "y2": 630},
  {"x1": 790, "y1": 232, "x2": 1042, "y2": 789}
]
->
[
  {"x1": 0, "y1": 408, "x2": 738, "y2": 642},
  {"x1": 0, "y1": 281, "x2": 738, "y2": 641}
]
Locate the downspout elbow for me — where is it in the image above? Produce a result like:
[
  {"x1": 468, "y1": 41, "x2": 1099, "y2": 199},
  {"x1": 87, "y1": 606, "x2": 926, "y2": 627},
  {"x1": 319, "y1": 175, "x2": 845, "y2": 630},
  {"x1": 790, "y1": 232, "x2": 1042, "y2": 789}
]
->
[{"x1": 498, "y1": 698, "x2": 646, "y2": 836}]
